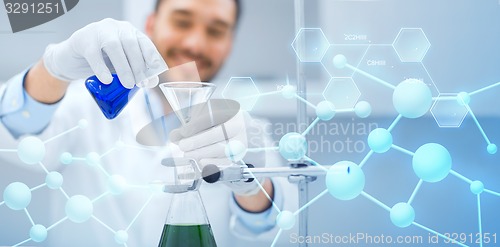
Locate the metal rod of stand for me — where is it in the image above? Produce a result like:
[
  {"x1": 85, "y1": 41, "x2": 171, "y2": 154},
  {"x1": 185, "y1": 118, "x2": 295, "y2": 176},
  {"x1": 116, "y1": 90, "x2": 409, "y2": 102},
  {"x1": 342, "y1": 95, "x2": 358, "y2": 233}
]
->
[
  {"x1": 298, "y1": 178, "x2": 309, "y2": 247},
  {"x1": 242, "y1": 166, "x2": 330, "y2": 178},
  {"x1": 294, "y1": 0, "x2": 308, "y2": 246}
]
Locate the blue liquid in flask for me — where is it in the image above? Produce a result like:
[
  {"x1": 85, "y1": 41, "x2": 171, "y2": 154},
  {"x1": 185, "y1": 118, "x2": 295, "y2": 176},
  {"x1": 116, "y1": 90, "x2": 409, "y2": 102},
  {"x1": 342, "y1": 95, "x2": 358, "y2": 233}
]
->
[{"x1": 85, "y1": 74, "x2": 139, "y2": 119}]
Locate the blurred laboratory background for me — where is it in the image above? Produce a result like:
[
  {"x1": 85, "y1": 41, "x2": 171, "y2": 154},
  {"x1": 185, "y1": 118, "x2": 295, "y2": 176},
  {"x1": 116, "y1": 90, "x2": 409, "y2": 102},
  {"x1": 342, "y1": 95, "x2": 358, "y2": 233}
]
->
[{"x1": 1, "y1": 0, "x2": 500, "y2": 246}]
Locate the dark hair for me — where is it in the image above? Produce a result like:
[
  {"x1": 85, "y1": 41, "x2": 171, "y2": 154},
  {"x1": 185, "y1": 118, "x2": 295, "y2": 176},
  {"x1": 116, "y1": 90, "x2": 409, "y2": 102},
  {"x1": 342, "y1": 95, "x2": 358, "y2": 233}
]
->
[{"x1": 154, "y1": 0, "x2": 241, "y2": 28}]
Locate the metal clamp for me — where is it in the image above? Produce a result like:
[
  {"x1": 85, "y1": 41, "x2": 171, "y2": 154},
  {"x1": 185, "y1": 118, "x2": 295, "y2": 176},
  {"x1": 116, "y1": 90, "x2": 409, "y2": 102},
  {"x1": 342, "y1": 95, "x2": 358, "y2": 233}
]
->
[{"x1": 161, "y1": 158, "x2": 202, "y2": 193}]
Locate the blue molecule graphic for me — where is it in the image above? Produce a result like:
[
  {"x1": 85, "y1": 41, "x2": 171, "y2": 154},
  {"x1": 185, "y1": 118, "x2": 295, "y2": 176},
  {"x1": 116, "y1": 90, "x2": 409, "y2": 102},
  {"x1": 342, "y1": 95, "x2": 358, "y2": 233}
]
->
[
  {"x1": 326, "y1": 161, "x2": 365, "y2": 200},
  {"x1": 279, "y1": 132, "x2": 308, "y2": 160},
  {"x1": 46, "y1": 172, "x2": 63, "y2": 189},
  {"x1": 60, "y1": 152, "x2": 73, "y2": 165},
  {"x1": 470, "y1": 181, "x2": 484, "y2": 195},
  {"x1": 3, "y1": 182, "x2": 31, "y2": 210},
  {"x1": 65, "y1": 195, "x2": 93, "y2": 223},
  {"x1": 30, "y1": 224, "x2": 47, "y2": 242},
  {"x1": 17, "y1": 136, "x2": 46, "y2": 165},
  {"x1": 367, "y1": 128, "x2": 393, "y2": 153},
  {"x1": 390, "y1": 203, "x2": 415, "y2": 228},
  {"x1": 86, "y1": 152, "x2": 101, "y2": 166},
  {"x1": 276, "y1": 211, "x2": 295, "y2": 230},
  {"x1": 354, "y1": 101, "x2": 372, "y2": 118},
  {"x1": 393, "y1": 79, "x2": 433, "y2": 118},
  {"x1": 108, "y1": 175, "x2": 127, "y2": 195},
  {"x1": 316, "y1": 101, "x2": 336, "y2": 121},
  {"x1": 115, "y1": 230, "x2": 129, "y2": 244},
  {"x1": 456, "y1": 92, "x2": 470, "y2": 106},
  {"x1": 333, "y1": 54, "x2": 347, "y2": 69},
  {"x1": 487, "y1": 144, "x2": 497, "y2": 155},
  {"x1": 412, "y1": 143, "x2": 452, "y2": 183},
  {"x1": 281, "y1": 85, "x2": 296, "y2": 99},
  {"x1": 225, "y1": 140, "x2": 248, "y2": 162}
]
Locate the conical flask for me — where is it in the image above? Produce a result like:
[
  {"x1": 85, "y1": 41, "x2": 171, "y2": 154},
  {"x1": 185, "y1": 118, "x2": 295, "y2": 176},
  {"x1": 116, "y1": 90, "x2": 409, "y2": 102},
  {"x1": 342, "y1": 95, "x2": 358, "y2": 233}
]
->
[
  {"x1": 158, "y1": 190, "x2": 217, "y2": 247},
  {"x1": 85, "y1": 74, "x2": 139, "y2": 119}
]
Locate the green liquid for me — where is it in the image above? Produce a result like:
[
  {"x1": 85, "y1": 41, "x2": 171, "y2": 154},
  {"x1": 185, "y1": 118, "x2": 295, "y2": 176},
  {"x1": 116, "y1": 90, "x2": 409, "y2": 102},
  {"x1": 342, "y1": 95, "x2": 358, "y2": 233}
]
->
[{"x1": 158, "y1": 224, "x2": 217, "y2": 247}]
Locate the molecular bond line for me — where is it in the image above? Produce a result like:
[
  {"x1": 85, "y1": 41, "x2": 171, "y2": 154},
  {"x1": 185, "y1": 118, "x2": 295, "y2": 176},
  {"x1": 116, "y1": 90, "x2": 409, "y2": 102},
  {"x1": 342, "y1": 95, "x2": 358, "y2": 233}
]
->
[
  {"x1": 0, "y1": 119, "x2": 166, "y2": 247},
  {"x1": 233, "y1": 51, "x2": 500, "y2": 246},
  {"x1": 2, "y1": 29, "x2": 500, "y2": 247},
  {"x1": 336, "y1": 54, "x2": 498, "y2": 154},
  {"x1": 221, "y1": 26, "x2": 500, "y2": 246}
]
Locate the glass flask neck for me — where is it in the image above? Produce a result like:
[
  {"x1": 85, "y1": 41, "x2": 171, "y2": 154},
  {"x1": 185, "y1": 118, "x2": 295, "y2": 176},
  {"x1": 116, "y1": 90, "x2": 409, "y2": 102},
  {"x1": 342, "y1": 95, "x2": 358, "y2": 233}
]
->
[{"x1": 166, "y1": 190, "x2": 209, "y2": 225}]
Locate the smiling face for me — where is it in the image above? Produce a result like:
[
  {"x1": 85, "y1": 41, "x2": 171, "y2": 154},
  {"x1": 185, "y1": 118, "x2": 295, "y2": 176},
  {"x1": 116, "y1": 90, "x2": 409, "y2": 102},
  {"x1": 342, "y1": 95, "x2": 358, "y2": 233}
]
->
[{"x1": 146, "y1": 0, "x2": 237, "y2": 82}]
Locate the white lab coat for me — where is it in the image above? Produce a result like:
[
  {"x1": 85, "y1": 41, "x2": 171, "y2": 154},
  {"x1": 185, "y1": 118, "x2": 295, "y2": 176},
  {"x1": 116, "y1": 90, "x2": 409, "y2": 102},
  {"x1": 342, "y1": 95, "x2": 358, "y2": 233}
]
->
[{"x1": 0, "y1": 80, "x2": 298, "y2": 247}]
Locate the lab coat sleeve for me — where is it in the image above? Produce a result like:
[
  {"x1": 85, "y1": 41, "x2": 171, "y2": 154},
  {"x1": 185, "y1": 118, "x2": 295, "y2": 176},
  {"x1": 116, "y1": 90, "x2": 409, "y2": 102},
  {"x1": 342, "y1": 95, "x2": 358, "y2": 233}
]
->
[
  {"x1": 0, "y1": 70, "x2": 62, "y2": 138},
  {"x1": 228, "y1": 177, "x2": 283, "y2": 234},
  {"x1": 227, "y1": 114, "x2": 298, "y2": 241},
  {"x1": 0, "y1": 70, "x2": 91, "y2": 172}
]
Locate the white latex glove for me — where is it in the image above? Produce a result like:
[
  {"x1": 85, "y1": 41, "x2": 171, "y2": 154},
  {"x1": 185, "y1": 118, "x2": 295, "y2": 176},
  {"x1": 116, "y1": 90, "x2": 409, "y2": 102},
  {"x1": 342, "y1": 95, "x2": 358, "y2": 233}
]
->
[
  {"x1": 43, "y1": 18, "x2": 167, "y2": 88},
  {"x1": 170, "y1": 100, "x2": 266, "y2": 196}
]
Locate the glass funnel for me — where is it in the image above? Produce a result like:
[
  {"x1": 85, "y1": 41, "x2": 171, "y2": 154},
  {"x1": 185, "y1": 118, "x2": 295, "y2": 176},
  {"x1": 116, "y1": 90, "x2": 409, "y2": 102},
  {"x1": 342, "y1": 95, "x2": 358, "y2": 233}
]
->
[
  {"x1": 157, "y1": 80, "x2": 217, "y2": 246},
  {"x1": 159, "y1": 82, "x2": 216, "y2": 125}
]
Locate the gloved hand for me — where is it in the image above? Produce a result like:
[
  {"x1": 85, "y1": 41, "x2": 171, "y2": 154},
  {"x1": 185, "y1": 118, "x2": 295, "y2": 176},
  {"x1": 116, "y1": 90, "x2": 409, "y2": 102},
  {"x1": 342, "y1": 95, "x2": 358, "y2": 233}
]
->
[
  {"x1": 170, "y1": 99, "x2": 267, "y2": 196},
  {"x1": 43, "y1": 18, "x2": 167, "y2": 88}
]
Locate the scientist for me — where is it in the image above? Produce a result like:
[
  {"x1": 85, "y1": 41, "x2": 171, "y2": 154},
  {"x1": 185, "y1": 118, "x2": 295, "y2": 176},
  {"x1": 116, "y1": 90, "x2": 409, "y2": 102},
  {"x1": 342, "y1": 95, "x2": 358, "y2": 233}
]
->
[{"x1": 0, "y1": 0, "x2": 291, "y2": 246}]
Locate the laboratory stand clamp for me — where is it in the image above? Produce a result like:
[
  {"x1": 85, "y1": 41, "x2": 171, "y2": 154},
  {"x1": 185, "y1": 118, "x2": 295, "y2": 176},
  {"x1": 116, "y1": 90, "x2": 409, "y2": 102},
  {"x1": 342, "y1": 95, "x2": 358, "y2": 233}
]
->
[
  {"x1": 159, "y1": 157, "x2": 337, "y2": 191},
  {"x1": 159, "y1": 157, "x2": 341, "y2": 247}
]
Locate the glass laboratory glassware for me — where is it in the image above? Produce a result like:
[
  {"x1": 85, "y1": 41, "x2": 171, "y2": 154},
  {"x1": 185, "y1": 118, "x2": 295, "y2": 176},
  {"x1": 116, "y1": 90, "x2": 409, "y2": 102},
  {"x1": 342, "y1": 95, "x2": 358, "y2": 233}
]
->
[
  {"x1": 85, "y1": 74, "x2": 139, "y2": 119},
  {"x1": 159, "y1": 82, "x2": 216, "y2": 125},
  {"x1": 158, "y1": 190, "x2": 217, "y2": 247},
  {"x1": 158, "y1": 158, "x2": 217, "y2": 247},
  {"x1": 156, "y1": 82, "x2": 217, "y2": 247}
]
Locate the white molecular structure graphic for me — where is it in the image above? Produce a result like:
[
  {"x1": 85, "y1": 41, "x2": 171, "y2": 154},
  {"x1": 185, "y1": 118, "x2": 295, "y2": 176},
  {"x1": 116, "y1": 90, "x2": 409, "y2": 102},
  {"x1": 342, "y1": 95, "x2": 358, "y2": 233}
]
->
[
  {"x1": 0, "y1": 119, "x2": 165, "y2": 247},
  {"x1": 222, "y1": 27, "x2": 500, "y2": 247},
  {"x1": 1, "y1": 27, "x2": 499, "y2": 247}
]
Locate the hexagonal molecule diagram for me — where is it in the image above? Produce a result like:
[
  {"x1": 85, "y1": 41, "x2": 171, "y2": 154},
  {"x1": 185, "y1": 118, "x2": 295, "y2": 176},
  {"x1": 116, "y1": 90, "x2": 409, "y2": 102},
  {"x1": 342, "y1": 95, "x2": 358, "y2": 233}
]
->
[
  {"x1": 393, "y1": 28, "x2": 431, "y2": 62},
  {"x1": 291, "y1": 28, "x2": 330, "y2": 62},
  {"x1": 430, "y1": 93, "x2": 469, "y2": 127},
  {"x1": 322, "y1": 77, "x2": 361, "y2": 109},
  {"x1": 222, "y1": 77, "x2": 260, "y2": 111}
]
